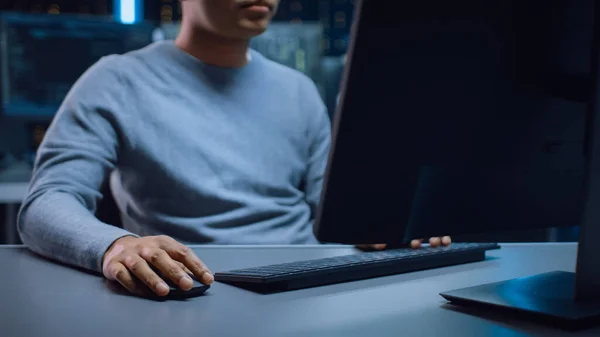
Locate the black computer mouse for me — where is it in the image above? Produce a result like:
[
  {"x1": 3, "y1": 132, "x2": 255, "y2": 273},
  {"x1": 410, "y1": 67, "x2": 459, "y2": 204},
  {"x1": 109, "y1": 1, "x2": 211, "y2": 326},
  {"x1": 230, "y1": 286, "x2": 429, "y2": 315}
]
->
[
  {"x1": 144, "y1": 267, "x2": 211, "y2": 300},
  {"x1": 163, "y1": 277, "x2": 211, "y2": 299}
]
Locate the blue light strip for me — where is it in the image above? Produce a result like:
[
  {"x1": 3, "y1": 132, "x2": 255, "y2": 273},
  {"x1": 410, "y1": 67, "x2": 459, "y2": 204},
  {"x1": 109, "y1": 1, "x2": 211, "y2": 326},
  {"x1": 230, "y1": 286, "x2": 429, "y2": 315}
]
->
[{"x1": 115, "y1": 0, "x2": 143, "y2": 24}]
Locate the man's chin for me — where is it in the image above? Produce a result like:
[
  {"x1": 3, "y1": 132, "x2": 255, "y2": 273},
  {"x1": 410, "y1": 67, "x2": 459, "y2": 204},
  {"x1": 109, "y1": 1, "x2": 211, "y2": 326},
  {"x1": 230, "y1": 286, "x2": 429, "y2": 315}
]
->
[{"x1": 237, "y1": 20, "x2": 270, "y2": 37}]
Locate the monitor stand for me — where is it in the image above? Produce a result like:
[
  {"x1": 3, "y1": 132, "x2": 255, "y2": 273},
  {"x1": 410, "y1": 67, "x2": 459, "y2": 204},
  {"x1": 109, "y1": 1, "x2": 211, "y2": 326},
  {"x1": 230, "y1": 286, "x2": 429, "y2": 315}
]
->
[
  {"x1": 440, "y1": 271, "x2": 600, "y2": 330},
  {"x1": 440, "y1": 207, "x2": 600, "y2": 330},
  {"x1": 440, "y1": 147, "x2": 600, "y2": 327}
]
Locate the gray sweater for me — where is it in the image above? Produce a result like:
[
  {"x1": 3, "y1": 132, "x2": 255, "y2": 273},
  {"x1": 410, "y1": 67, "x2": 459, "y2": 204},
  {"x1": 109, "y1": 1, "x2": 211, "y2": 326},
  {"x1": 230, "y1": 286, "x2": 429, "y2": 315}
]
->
[{"x1": 17, "y1": 41, "x2": 331, "y2": 273}]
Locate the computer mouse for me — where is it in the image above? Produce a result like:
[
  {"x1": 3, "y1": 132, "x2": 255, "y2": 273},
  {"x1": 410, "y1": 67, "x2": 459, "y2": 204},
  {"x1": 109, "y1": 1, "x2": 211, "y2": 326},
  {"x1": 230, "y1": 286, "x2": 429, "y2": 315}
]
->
[
  {"x1": 163, "y1": 277, "x2": 211, "y2": 299},
  {"x1": 144, "y1": 266, "x2": 211, "y2": 300}
]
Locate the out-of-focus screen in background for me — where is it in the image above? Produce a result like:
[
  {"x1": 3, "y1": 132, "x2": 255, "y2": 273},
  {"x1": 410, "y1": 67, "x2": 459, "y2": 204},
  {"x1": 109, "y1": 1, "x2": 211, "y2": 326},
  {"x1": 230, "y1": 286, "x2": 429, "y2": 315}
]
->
[{"x1": 0, "y1": 13, "x2": 154, "y2": 117}]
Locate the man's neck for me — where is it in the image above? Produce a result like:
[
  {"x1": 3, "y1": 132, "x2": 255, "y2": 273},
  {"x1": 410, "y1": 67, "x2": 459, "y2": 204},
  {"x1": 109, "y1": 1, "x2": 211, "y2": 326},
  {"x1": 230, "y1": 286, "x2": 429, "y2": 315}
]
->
[{"x1": 175, "y1": 26, "x2": 251, "y2": 68}]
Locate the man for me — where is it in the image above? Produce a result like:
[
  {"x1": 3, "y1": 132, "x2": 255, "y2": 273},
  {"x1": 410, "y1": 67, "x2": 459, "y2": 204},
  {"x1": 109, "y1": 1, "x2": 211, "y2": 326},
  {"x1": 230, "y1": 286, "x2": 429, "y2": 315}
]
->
[{"x1": 18, "y1": 0, "x2": 451, "y2": 297}]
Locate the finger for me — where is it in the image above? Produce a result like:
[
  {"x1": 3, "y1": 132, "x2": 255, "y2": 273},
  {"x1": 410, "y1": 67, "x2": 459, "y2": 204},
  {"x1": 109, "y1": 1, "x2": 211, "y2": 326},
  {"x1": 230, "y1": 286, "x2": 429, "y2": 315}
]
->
[
  {"x1": 175, "y1": 261, "x2": 194, "y2": 275},
  {"x1": 441, "y1": 236, "x2": 452, "y2": 246},
  {"x1": 140, "y1": 247, "x2": 194, "y2": 291},
  {"x1": 429, "y1": 237, "x2": 441, "y2": 247},
  {"x1": 123, "y1": 255, "x2": 170, "y2": 296},
  {"x1": 411, "y1": 239, "x2": 423, "y2": 249},
  {"x1": 356, "y1": 244, "x2": 387, "y2": 251},
  {"x1": 161, "y1": 240, "x2": 214, "y2": 285},
  {"x1": 106, "y1": 262, "x2": 142, "y2": 294}
]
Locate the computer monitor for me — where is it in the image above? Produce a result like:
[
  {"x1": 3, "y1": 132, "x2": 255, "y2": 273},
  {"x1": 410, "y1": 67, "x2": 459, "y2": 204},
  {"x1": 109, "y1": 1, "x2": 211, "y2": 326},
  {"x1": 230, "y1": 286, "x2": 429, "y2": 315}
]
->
[
  {"x1": 0, "y1": 13, "x2": 154, "y2": 119},
  {"x1": 314, "y1": 0, "x2": 600, "y2": 327}
]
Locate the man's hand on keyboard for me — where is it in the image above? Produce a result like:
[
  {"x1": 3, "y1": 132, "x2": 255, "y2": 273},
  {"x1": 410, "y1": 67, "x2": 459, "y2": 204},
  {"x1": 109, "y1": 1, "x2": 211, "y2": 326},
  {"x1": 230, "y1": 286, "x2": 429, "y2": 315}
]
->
[
  {"x1": 102, "y1": 235, "x2": 214, "y2": 297},
  {"x1": 357, "y1": 236, "x2": 452, "y2": 251}
]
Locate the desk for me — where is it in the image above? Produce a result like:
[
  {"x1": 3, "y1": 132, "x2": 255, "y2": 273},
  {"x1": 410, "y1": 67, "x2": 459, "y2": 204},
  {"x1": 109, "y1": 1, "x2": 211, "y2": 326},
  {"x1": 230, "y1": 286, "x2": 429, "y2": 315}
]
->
[
  {"x1": 0, "y1": 182, "x2": 28, "y2": 244},
  {"x1": 0, "y1": 243, "x2": 596, "y2": 337}
]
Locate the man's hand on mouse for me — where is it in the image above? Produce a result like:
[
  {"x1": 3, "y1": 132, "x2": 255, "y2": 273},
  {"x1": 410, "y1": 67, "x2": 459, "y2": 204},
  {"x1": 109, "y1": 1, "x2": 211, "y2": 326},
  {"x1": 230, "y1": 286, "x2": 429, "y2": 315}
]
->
[
  {"x1": 356, "y1": 236, "x2": 452, "y2": 251},
  {"x1": 102, "y1": 235, "x2": 213, "y2": 297}
]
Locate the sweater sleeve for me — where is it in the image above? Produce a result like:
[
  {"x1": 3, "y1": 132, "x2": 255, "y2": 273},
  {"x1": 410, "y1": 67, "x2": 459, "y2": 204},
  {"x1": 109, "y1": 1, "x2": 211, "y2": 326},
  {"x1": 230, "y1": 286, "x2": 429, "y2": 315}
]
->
[{"x1": 17, "y1": 56, "x2": 136, "y2": 273}]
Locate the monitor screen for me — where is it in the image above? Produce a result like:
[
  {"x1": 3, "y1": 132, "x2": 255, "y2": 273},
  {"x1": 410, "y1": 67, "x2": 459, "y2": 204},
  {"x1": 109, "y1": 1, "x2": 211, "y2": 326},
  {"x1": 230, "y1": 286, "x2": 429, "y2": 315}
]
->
[{"x1": 0, "y1": 13, "x2": 154, "y2": 118}]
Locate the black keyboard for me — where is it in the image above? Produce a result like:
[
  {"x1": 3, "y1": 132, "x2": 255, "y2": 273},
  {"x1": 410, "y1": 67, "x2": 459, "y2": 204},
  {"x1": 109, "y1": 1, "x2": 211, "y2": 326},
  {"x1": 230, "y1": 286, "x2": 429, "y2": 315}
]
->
[{"x1": 214, "y1": 242, "x2": 500, "y2": 292}]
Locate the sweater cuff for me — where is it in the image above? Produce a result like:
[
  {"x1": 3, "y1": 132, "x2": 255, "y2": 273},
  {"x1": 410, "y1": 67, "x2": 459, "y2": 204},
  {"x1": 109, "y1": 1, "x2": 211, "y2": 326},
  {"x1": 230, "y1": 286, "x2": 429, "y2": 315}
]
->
[{"x1": 91, "y1": 229, "x2": 140, "y2": 273}]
